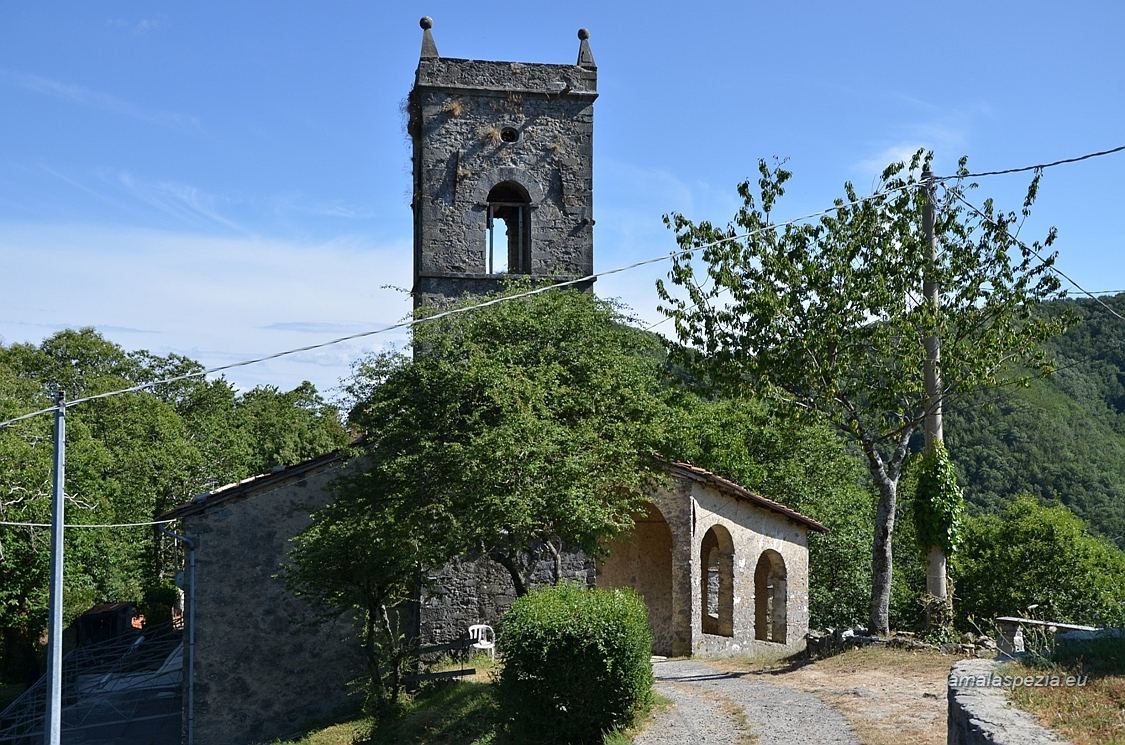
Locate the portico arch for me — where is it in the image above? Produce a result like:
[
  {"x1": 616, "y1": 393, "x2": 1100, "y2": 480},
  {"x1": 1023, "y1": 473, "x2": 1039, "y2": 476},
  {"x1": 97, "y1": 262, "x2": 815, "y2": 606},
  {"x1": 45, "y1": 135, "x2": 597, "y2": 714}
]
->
[
  {"x1": 700, "y1": 524, "x2": 734, "y2": 637},
  {"x1": 596, "y1": 503, "x2": 674, "y2": 655},
  {"x1": 754, "y1": 549, "x2": 787, "y2": 643}
]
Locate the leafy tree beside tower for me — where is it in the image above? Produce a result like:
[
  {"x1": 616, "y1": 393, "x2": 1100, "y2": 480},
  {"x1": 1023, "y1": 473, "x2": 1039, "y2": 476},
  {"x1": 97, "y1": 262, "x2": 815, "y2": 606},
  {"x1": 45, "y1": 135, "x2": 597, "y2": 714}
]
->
[{"x1": 657, "y1": 150, "x2": 1064, "y2": 633}]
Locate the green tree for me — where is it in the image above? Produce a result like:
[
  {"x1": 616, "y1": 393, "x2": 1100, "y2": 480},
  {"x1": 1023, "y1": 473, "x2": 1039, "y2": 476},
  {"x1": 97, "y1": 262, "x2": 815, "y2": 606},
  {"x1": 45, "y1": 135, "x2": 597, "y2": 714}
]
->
[
  {"x1": 953, "y1": 495, "x2": 1125, "y2": 627},
  {"x1": 337, "y1": 288, "x2": 675, "y2": 595},
  {"x1": 283, "y1": 471, "x2": 430, "y2": 709},
  {"x1": 668, "y1": 395, "x2": 874, "y2": 628},
  {"x1": 0, "y1": 329, "x2": 349, "y2": 684},
  {"x1": 657, "y1": 152, "x2": 1063, "y2": 633},
  {"x1": 285, "y1": 288, "x2": 676, "y2": 708}
]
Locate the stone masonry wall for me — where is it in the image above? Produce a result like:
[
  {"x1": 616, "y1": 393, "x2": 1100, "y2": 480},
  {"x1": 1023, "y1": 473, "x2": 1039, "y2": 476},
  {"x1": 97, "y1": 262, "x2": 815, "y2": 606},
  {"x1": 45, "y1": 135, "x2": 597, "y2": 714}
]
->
[
  {"x1": 419, "y1": 551, "x2": 595, "y2": 648},
  {"x1": 691, "y1": 483, "x2": 810, "y2": 657},
  {"x1": 411, "y1": 57, "x2": 596, "y2": 308},
  {"x1": 183, "y1": 462, "x2": 364, "y2": 745},
  {"x1": 947, "y1": 659, "x2": 1068, "y2": 744},
  {"x1": 597, "y1": 504, "x2": 676, "y2": 655}
]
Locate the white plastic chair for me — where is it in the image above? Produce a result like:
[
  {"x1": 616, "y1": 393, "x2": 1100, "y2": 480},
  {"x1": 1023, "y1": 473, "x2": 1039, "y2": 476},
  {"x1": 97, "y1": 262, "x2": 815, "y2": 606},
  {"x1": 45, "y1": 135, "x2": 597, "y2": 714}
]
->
[{"x1": 468, "y1": 624, "x2": 496, "y2": 660}]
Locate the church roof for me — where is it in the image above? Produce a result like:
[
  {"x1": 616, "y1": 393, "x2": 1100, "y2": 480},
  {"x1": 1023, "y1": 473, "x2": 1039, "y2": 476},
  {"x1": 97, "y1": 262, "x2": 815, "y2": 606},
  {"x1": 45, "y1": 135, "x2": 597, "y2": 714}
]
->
[
  {"x1": 161, "y1": 451, "x2": 827, "y2": 533},
  {"x1": 159, "y1": 449, "x2": 347, "y2": 521},
  {"x1": 667, "y1": 461, "x2": 829, "y2": 533}
]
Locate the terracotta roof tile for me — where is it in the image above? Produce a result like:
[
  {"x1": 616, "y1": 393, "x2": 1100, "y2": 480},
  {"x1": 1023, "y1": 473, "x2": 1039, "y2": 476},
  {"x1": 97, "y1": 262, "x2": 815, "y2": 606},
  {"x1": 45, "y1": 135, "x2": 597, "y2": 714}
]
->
[{"x1": 668, "y1": 461, "x2": 829, "y2": 533}]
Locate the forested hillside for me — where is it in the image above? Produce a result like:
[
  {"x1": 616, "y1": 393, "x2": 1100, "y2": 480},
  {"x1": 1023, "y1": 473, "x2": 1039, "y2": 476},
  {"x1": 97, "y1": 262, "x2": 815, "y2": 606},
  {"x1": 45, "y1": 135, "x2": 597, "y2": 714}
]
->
[{"x1": 946, "y1": 293, "x2": 1125, "y2": 547}]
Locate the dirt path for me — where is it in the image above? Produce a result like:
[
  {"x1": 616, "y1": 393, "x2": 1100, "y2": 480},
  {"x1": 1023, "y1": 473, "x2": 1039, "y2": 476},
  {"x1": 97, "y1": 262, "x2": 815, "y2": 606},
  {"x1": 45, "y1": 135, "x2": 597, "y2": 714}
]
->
[{"x1": 635, "y1": 659, "x2": 857, "y2": 745}]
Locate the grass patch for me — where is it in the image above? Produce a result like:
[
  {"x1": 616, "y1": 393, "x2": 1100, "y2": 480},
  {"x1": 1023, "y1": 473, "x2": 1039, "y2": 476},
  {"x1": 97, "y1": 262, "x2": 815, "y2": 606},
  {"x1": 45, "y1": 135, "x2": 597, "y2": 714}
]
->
[
  {"x1": 430, "y1": 652, "x2": 500, "y2": 683},
  {"x1": 271, "y1": 717, "x2": 372, "y2": 745},
  {"x1": 373, "y1": 680, "x2": 503, "y2": 745},
  {"x1": 1004, "y1": 636, "x2": 1125, "y2": 745},
  {"x1": 277, "y1": 653, "x2": 659, "y2": 745}
]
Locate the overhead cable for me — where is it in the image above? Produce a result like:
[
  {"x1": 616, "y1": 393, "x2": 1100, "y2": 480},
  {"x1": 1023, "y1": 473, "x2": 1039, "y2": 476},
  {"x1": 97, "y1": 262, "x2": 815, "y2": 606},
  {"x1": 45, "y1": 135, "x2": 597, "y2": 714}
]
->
[
  {"x1": 948, "y1": 189, "x2": 1125, "y2": 322},
  {"x1": 0, "y1": 518, "x2": 177, "y2": 528},
  {"x1": 0, "y1": 182, "x2": 919, "y2": 430},
  {"x1": 936, "y1": 144, "x2": 1125, "y2": 180}
]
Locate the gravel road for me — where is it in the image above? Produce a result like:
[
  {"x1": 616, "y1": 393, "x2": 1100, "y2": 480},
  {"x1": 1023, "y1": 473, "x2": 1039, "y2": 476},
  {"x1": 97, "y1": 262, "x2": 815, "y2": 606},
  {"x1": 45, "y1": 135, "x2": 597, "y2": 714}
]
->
[{"x1": 634, "y1": 659, "x2": 858, "y2": 745}]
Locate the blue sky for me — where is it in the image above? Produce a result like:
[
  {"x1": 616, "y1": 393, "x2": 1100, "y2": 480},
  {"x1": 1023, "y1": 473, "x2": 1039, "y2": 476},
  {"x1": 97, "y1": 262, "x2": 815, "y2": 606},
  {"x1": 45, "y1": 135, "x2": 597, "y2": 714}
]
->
[{"x1": 2, "y1": 2, "x2": 1123, "y2": 396}]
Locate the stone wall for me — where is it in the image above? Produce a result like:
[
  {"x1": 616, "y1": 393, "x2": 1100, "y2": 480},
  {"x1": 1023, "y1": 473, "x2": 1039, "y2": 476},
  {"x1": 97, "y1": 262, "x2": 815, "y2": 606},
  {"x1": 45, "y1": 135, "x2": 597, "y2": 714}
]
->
[
  {"x1": 596, "y1": 474, "x2": 813, "y2": 659},
  {"x1": 410, "y1": 55, "x2": 596, "y2": 308},
  {"x1": 181, "y1": 460, "x2": 365, "y2": 745},
  {"x1": 947, "y1": 659, "x2": 1069, "y2": 745},
  {"x1": 418, "y1": 551, "x2": 595, "y2": 648},
  {"x1": 689, "y1": 481, "x2": 811, "y2": 657},
  {"x1": 597, "y1": 503, "x2": 676, "y2": 655}
]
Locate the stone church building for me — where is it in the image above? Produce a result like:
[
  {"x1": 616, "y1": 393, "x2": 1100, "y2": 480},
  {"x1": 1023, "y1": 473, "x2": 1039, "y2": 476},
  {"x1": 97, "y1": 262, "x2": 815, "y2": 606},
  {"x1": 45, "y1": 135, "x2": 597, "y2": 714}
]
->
[{"x1": 160, "y1": 20, "x2": 826, "y2": 745}]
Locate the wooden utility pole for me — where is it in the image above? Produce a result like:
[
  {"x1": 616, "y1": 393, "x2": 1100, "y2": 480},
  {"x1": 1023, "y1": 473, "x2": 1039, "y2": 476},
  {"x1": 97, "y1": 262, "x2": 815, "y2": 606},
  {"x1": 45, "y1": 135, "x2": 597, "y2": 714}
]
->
[{"x1": 921, "y1": 164, "x2": 947, "y2": 601}]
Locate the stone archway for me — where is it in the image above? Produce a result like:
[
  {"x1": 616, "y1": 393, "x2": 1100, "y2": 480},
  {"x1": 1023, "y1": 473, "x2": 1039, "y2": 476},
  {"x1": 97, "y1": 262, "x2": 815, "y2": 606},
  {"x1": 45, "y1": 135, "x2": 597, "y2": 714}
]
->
[
  {"x1": 596, "y1": 503, "x2": 675, "y2": 655},
  {"x1": 700, "y1": 524, "x2": 735, "y2": 637},
  {"x1": 754, "y1": 549, "x2": 787, "y2": 643}
]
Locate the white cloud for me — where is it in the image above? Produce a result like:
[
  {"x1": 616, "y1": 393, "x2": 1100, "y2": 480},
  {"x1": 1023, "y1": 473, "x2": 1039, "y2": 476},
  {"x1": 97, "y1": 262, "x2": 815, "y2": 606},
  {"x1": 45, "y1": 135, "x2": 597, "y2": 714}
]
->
[
  {"x1": 0, "y1": 223, "x2": 412, "y2": 393},
  {"x1": 0, "y1": 69, "x2": 199, "y2": 132},
  {"x1": 114, "y1": 171, "x2": 248, "y2": 233}
]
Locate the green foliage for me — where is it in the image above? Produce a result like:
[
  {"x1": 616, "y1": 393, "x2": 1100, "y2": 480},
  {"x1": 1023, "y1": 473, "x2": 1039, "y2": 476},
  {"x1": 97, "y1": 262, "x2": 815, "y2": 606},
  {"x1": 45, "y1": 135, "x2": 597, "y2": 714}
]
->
[
  {"x1": 0, "y1": 328, "x2": 349, "y2": 683},
  {"x1": 656, "y1": 151, "x2": 1064, "y2": 631},
  {"x1": 947, "y1": 294, "x2": 1125, "y2": 548},
  {"x1": 287, "y1": 288, "x2": 675, "y2": 708},
  {"x1": 913, "y1": 443, "x2": 964, "y2": 555},
  {"x1": 667, "y1": 394, "x2": 874, "y2": 628},
  {"x1": 497, "y1": 583, "x2": 653, "y2": 744},
  {"x1": 338, "y1": 287, "x2": 675, "y2": 593},
  {"x1": 952, "y1": 495, "x2": 1125, "y2": 627},
  {"x1": 140, "y1": 583, "x2": 180, "y2": 628},
  {"x1": 283, "y1": 462, "x2": 431, "y2": 709}
]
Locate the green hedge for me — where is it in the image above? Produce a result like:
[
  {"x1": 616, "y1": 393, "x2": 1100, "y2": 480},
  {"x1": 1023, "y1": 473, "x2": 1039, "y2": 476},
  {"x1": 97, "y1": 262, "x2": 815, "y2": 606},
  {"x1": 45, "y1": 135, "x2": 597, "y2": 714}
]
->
[{"x1": 497, "y1": 583, "x2": 653, "y2": 743}]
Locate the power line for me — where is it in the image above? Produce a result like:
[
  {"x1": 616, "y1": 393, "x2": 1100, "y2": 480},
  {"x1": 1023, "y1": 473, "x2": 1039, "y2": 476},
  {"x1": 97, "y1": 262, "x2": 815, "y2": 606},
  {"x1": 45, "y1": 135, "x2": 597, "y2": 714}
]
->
[
  {"x1": 0, "y1": 519, "x2": 176, "y2": 529},
  {"x1": 935, "y1": 144, "x2": 1125, "y2": 180},
  {"x1": 0, "y1": 182, "x2": 919, "y2": 430},
  {"x1": 948, "y1": 190, "x2": 1125, "y2": 322}
]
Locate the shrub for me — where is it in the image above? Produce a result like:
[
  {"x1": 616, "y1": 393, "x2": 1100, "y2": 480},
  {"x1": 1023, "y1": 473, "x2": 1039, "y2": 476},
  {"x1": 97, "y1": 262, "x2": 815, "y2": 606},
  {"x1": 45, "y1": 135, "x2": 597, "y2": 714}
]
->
[
  {"x1": 497, "y1": 583, "x2": 653, "y2": 744},
  {"x1": 953, "y1": 494, "x2": 1125, "y2": 628}
]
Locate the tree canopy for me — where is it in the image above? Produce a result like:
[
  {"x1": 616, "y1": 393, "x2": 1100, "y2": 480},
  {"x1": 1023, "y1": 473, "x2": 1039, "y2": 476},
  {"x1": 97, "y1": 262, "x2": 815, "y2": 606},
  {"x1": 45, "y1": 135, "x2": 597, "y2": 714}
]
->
[
  {"x1": 656, "y1": 151, "x2": 1063, "y2": 632},
  {"x1": 335, "y1": 287, "x2": 677, "y2": 594},
  {"x1": 0, "y1": 328, "x2": 348, "y2": 683}
]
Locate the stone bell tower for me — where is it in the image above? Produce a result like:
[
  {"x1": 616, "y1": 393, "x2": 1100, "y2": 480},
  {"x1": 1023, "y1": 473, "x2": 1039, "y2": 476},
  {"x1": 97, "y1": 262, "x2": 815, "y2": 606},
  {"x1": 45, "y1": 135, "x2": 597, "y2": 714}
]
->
[{"x1": 408, "y1": 17, "x2": 598, "y2": 308}]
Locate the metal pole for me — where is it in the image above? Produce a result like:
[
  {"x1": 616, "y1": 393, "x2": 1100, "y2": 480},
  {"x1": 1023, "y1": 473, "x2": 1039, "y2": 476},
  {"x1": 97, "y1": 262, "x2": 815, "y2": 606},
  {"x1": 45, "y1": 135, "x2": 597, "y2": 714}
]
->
[
  {"x1": 44, "y1": 391, "x2": 65, "y2": 745},
  {"x1": 161, "y1": 526, "x2": 196, "y2": 745}
]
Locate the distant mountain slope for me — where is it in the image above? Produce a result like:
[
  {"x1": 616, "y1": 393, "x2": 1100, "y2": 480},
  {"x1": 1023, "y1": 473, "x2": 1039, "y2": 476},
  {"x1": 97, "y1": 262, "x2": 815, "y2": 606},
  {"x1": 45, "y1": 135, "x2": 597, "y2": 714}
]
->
[{"x1": 945, "y1": 293, "x2": 1125, "y2": 547}]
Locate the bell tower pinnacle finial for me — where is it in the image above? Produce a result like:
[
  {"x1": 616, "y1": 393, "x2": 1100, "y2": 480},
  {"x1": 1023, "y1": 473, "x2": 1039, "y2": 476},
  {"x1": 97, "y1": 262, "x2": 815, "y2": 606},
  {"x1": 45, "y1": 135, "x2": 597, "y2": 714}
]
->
[
  {"x1": 576, "y1": 28, "x2": 595, "y2": 69},
  {"x1": 419, "y1": 16, "x2": 439, "y2": 59}
]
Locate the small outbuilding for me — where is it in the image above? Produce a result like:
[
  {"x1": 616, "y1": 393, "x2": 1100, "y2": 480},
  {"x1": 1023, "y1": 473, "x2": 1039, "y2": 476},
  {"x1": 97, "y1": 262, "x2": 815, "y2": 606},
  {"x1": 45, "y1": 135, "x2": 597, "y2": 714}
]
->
[{"x1": 597, "y1": 462, "x2": 826, "y2": 657}]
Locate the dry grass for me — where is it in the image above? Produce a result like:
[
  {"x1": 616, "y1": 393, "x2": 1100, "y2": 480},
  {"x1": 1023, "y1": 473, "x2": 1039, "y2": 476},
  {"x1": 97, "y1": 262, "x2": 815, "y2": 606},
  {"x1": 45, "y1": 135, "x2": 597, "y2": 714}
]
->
[
  {"x1": 480, "y1": 126, "x2": 502, "y2": 145},
  {"x1": 1008, "y1": 674, "x2": 1125, "y2": 745},
  {"x1": 717, "y1": 699, "x2": 759, "y2": 744},
  {"x1": 1004, "y1": 638, "x2": 1125, "y2": 745},
  {"x1": 719, "y1": 646, "x2": 954, "y2": 745},
  {"x1": 442, "y1": 99, "x2": 464, "y2": 117}
]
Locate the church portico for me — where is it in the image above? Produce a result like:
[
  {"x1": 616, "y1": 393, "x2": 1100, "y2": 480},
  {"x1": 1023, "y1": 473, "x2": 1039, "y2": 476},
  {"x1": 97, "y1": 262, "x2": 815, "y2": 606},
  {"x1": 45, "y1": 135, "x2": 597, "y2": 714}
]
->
[{"x1": 597, "y1": 463, "x2": 824, "y2": 658}]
